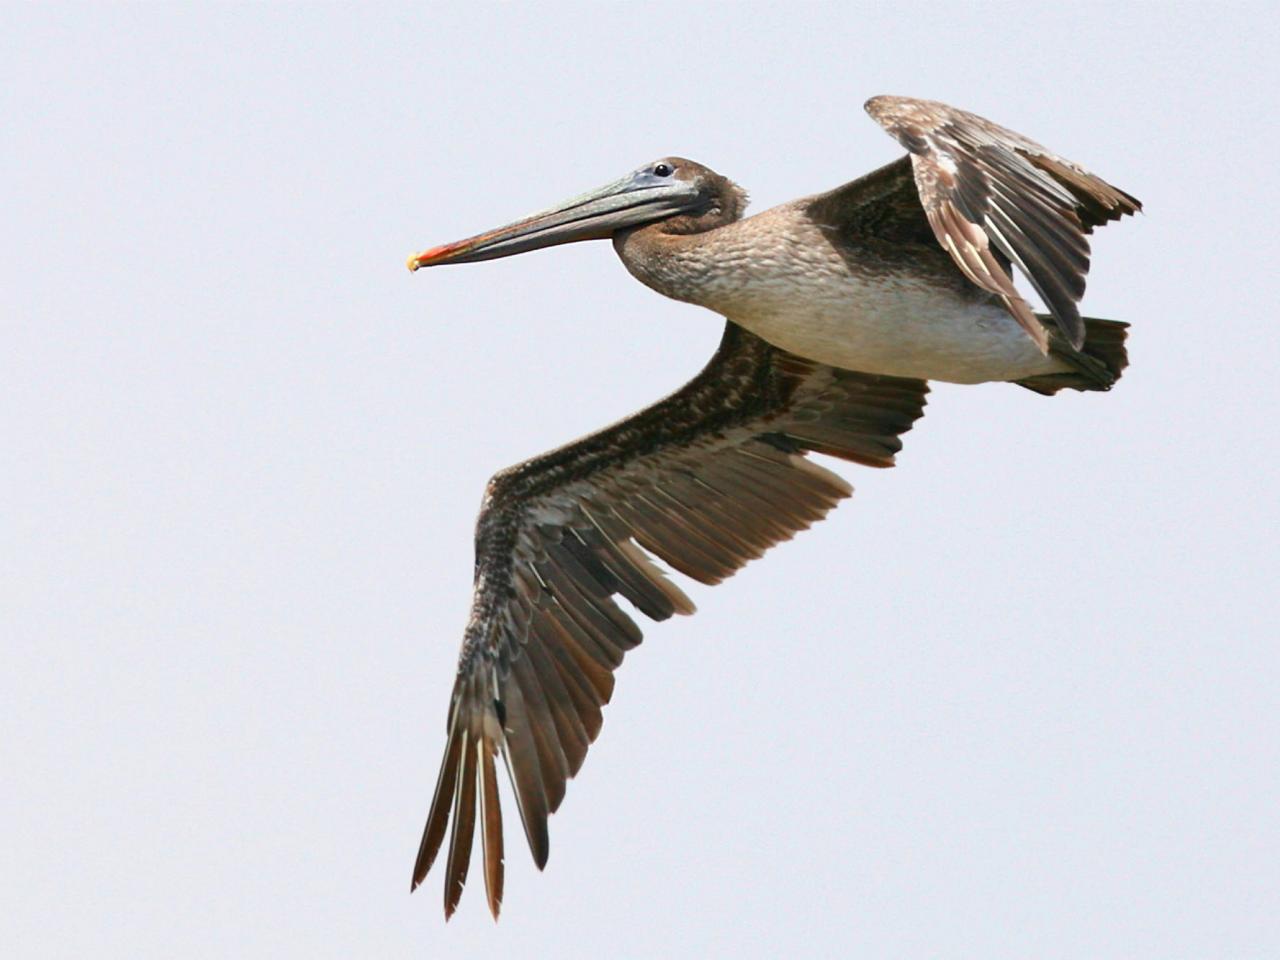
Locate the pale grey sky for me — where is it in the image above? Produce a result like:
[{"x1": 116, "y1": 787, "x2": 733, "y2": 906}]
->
[{"x1": 4, "y1": 3, "x2": 1278, "y2": 958}]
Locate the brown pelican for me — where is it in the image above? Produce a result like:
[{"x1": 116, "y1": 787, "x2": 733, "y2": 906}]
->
[{"x1": 406, "y1": 96, "x2": 1140, "y2": 918}]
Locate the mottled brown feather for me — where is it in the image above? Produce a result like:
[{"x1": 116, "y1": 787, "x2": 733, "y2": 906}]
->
[
  {"x1": 442, "y1": 726, "x2": 475, "y2": 919},
  {"x1": 478, "y1": 738, "x2": 504, "y2": 919}
]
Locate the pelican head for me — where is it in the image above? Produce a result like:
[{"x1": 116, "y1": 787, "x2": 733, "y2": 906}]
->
[{"x1": 407, "y1": 158, "x2": 745, "y2": 270}]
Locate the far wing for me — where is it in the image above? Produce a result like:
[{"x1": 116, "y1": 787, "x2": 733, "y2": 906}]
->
[
  {"x1": 413, "y1": 322, "x2": 929, "y2": 918},
  {"x1": 864, "y1": 95, "x2": 1141, "y2": 351}
]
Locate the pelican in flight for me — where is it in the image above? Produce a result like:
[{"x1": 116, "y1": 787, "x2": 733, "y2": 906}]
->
[{"x1": 406, "y1": 96, "x2": 1140, "y2": 917}]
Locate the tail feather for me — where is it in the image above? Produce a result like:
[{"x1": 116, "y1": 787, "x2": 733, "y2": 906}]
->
[{"x1": 1016, "y1": 315, "x2": 1129, "y2": 395}]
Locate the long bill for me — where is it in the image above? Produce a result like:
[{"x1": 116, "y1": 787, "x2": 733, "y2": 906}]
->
[{"x1": 407, "y1": 171, "x2": 702, "y2": 271}]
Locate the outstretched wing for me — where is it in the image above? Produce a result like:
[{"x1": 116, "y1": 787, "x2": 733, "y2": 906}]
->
[
  {"x1": 863, "y1": 95, "x2": 1141, "y2": 351},
  {"x1": 414, "y1": 323, "x2": 929, "y2": 918}
]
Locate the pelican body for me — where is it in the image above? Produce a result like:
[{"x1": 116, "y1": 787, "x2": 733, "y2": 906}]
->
[
  {"x1": 615, "y1": 192, "x2": 1053, "y2": 384},
  {"x1": 406, "y1": 96, "x2": 1140, "y2": 918}
]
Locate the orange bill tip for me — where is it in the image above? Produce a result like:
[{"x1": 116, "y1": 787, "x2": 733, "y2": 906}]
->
[{"x1": 406, "y1": 240, "x2": 473, "y2": 272}]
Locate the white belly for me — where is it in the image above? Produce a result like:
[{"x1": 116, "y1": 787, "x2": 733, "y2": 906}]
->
[
  {"x1": 722, "y1": 273, "x2": 1065, "y2": 384},
  {"x1": 615, "y1": 206, "x2": 1071, "y2": 384}
]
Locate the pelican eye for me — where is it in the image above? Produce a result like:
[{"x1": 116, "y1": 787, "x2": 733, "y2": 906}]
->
[{"x1": 652, "y1": 163, "x2": 674, "y2": 177}]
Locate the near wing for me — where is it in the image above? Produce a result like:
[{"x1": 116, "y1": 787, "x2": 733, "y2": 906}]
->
[
  {"x1": 865, "y1": 95, "x2": 1141, "y2": 351},
  {"x1": 413, "y1": 323, "x2": 929, "y2": 917}
]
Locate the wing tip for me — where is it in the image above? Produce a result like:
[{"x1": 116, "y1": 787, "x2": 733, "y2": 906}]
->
[
  {"x1": 530, "y1": 827, "x2": 550, "y2": 871},
  {"x1": 864, "y1": 93, "x2": 905, "y2": 117}
]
